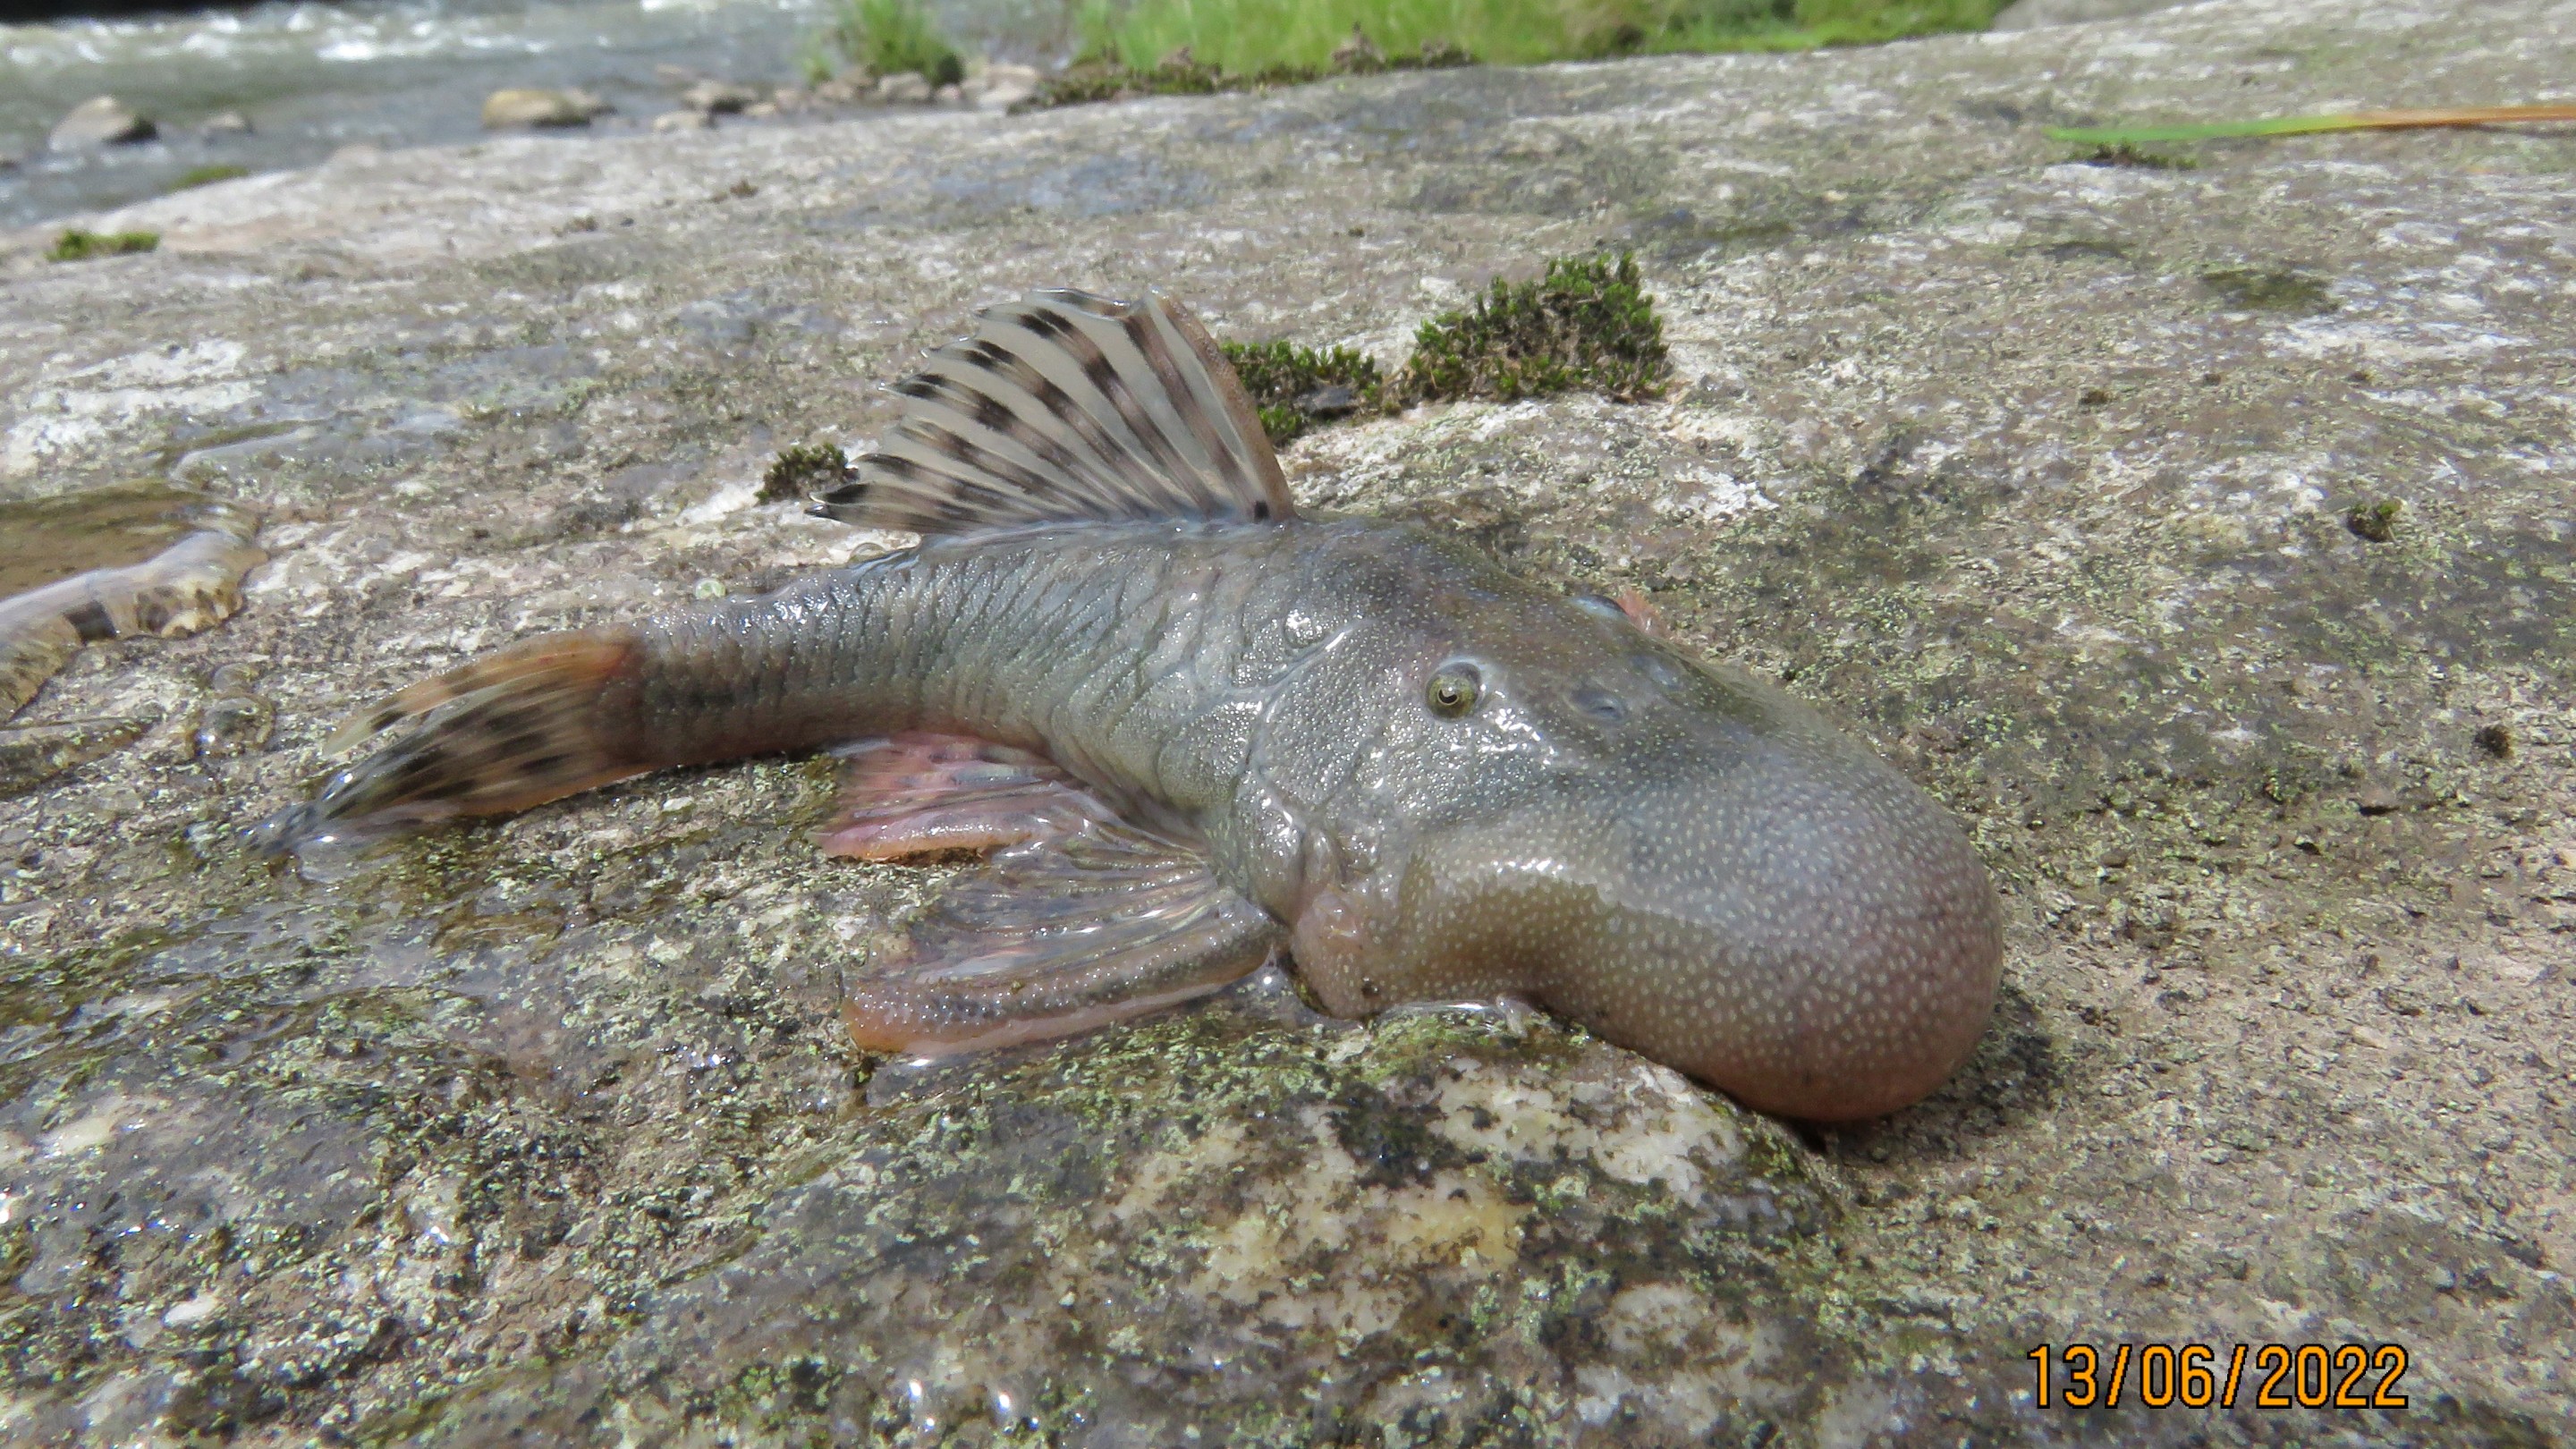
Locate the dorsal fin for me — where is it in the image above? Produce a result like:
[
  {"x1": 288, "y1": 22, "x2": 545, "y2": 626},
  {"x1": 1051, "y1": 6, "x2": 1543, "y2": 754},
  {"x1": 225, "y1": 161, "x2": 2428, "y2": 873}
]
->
[{"x1": 815, "y1": 289, "x2": 1296, "y2": 534}]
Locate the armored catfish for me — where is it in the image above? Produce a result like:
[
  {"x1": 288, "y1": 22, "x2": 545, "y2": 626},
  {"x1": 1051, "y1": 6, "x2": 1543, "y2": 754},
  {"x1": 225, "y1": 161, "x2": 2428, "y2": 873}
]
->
[{"x1": 255, "y1": 289, "x2": 2003, "y2": 1121}]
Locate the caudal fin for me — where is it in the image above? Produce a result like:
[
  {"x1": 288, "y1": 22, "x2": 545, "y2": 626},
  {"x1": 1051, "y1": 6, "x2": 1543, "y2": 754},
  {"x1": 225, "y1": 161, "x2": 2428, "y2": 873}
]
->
[{"x1": 249, "y1": 629, "x2": 645, "y2": 853}]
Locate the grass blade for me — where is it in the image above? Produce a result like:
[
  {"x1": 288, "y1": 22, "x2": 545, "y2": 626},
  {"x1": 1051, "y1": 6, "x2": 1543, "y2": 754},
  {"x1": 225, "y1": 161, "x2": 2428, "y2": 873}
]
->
[{"x1": 2046, "y1": 105, "x2": 2576, "y2": 147}]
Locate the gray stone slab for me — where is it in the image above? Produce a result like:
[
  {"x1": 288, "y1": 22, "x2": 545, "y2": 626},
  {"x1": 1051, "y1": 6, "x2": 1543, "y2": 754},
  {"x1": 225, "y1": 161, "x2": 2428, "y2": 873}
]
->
[{"x1": 2, "y1": 0, "x2": 2571, "y2": 1441}]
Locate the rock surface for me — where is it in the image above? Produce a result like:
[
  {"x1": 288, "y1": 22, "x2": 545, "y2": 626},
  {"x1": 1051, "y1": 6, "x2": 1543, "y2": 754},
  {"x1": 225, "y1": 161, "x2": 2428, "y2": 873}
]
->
[
  {"x1": 46, "y1": 96, "x2": 156, "y2": 152},
  {"x1": 478, "y1": 88, "x2": 610, "y2": 131},
  {"x1": 1988, "y1": 0, "x2": 2198, "y2": 30},
  {"x1": 679, "y1": 80, "x2": 760, "y2": 116},
  {"x1": 877, "y1": 72, "x2": 935, "y2": 105},
  {"x1": 2, "y1": 0, "x2": 2573, "y2": 1443}
]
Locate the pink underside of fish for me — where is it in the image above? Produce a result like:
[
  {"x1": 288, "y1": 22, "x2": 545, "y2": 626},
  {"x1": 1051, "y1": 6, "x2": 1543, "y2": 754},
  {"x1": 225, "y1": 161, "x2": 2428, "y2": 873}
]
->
[
  {"x1": 821, "y1": 732, "x2": 1284, "y2": 1056},
  {"x1": 816, "y1": 733, "x2": 1105, "y2": 861}
]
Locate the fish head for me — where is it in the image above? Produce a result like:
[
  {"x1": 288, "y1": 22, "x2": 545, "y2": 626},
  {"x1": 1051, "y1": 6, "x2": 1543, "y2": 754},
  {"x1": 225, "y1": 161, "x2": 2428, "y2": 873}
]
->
[{"x1": 1290, "y1": 583, "x2": 2002, "y2": 1122}]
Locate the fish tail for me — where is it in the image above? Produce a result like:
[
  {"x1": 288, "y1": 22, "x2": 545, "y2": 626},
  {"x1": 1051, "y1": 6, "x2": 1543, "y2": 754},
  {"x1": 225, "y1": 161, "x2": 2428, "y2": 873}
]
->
[{"x1": 250, "y1": 629, "x2": 648, "y2": 853}]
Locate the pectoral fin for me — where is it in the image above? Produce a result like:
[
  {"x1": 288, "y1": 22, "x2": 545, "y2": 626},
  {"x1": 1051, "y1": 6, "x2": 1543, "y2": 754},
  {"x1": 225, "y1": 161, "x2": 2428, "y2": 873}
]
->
[{"x1": 824, "y1": 734, "x2": 1283, "y2": 1055}]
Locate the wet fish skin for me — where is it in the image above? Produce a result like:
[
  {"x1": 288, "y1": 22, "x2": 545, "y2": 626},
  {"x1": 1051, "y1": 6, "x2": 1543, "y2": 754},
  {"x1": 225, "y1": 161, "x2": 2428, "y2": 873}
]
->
[
  {"x1": 268, "y1": 514, "x2": 1997, "y2": 1120},
  {"x1": 261, "y1": 286, "x2": 2002, "y2": 1121}
]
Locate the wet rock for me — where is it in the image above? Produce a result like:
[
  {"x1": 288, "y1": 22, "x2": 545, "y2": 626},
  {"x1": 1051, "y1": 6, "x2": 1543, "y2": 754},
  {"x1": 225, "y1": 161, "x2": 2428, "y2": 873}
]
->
[
  {"x1": 196, "y1": 110, "x2": 254, "y2": 138},
  {"x1": 812, "y1": 71, "x2": 874, "y2": 106},
  {"x1": 47, "y1": 95, "x2": 155, "y2": 151},
  {"x1": 191, "y1": 663, "x2": 273, "y2": 760},
  {"x1": 652, "y1": 109, "x2": 713, "y2": 133},
  {"x1": 0, "y1": 716, "x2": 152, "y2": 797},
  {"x1": 427, "y1": 995, "x2": 1846, "y2": 1444},
  {"x1": 875, "y1": 71, "x2": 932, "y2": 105},
  {"x1": 679, "y1": 80, "x2": 759, "y2": 114},
  {"x1": 4, "y1": 0, "x2": 2575, "y2": 1442},
  {"x1": 479, "y1": 87, "x2": 610, "y2": 130},
  {"x1": 971, "y1": 63, "x2": 1041, "y2": 112},
  {"x1": 1992, "y1": 0, "x2": 2194, "y2": 25}
]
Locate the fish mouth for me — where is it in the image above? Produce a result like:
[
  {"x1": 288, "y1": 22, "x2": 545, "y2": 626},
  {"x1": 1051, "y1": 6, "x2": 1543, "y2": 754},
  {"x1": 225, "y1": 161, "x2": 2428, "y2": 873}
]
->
[{"x1": 1402, "y1": 759, "x2": 2004, "y2": 1122}]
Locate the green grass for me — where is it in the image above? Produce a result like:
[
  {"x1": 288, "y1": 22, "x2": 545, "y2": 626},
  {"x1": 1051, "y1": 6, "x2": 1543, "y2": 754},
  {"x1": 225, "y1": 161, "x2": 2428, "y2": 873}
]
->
[
  {"x1": 173, "y1": 164, "x2": 251, "y2": 190},
  {"x1": 47, "y1": 229, "x2": 160, "y2": 263},
  {"x1": 1070, "y1": 0, "x2": 2004, "y2": 76},
  {"x1": 818, "y1": 0, "x2": 963, "y2": 84}
]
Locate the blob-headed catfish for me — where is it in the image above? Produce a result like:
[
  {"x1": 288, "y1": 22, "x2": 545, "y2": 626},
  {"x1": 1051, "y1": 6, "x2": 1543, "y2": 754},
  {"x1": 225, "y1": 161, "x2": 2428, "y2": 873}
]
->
[{"x1": 255, "y1": 289, "x2": 2003, "y2": 1120}]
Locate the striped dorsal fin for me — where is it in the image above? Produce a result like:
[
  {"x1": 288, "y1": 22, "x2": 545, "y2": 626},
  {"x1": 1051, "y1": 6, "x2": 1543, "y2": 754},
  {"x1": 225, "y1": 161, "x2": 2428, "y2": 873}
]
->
[{"x1": 815, "y1": 289, "x2": 1296, "y2": 533}]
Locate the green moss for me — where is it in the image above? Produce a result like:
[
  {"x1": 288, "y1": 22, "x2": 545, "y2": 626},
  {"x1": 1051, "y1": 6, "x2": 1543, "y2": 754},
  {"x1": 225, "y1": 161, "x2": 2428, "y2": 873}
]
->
[
  {"x1": 1396, "y1": 251, "x2": 1670, "y2": 405},
  {"x1": 47, "y1": 228, "x2": 160, "y2": 263},
  {"x1": 820, "y1": 0, "x2": 963, "y2": 87},
  {"x1": 2072, "y1": 142, "x2": 2195, "y2": 170},
  {"x1": 760, "y1": 442, "x2": 852, "y2": 504},
  {"x1": 174, "y1": 163, "x2": 252, "y2": 190},
  {"x1": 1219, "y1": 339, "x2": 1387, "y2": 445},
  {"x1": 1207, "y1": 251, "x2": 1671, "y2": 449},
  {"x1": 2346, "y1": 497, "x2": 2402, "y2": 542},
  {"x1": 2200, "y1": 265, "x2": 2336, "y2": 313}
]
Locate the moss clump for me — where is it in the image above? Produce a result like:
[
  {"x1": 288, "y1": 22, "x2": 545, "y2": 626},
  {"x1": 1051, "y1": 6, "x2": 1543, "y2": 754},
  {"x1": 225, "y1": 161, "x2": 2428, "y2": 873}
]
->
[
  {"x1": 821, "y1": 0, "x2": 964, "y2": 87},
  {"x1": 2345, "y1": 497, "x2": 2402, "y2": 543},
  {"x1": 1219, "y1": 339, "x2": 1387, "y2": 445},
  {"x1": 1208, "y1": 251, "x2": 1670, "y2": 447},
  {"x1": 174, "y1": 164, "x2": 251, "y2": 190},
  {"x1": 1030, "y1": 38, "x2": 1470, "y2": 108},
  {"x1": 2200, "y1": 265, "x2": 2335, "y2": 314},
  {"x1": 760, "y1": 442, "x2": 852, "y2": 504},
  {"x1": 47, "y1": 228, "x2": 160, "y2": 263},
  {"x1": 1396, "y1": 251, "x2": 1669, "y2": 404},
  {"x1": 2074, "y1": 142, "x2": 2194, "y2": 169}
]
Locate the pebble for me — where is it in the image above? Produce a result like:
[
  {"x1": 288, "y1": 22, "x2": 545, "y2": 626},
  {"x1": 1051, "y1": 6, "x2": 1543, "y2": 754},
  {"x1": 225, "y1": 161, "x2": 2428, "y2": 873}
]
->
[
  {"x1": 49, "y1": 95, "x2": 156, "y2": 151},
  {"x1": 481, "y1": 88, "x2": 610, "y2": 130},
  {"x1": 976, "y1": 64, "x2": 1041, "y2": 112},
  {"x1": 877, "y1": 72, "x2": 933, "y2": 105},
  {"x1": 198, "y1": 110, "x2": 254, "y2": 138},
  {"x1": 812, "y1": 73, "x2": 872, "y2": 106},
  {"x1": 681, "y1": 80, "x2": 759, "y2": 114},
  {"x1": 654, "y1": 110, "x2": 713, "y2": 133}
]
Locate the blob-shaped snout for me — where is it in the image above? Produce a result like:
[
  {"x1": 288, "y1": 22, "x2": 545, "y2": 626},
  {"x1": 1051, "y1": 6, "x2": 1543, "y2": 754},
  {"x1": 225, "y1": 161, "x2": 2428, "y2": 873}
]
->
[{"x1": 1411, "y1": 740, "x2": 2004, "y2": 1122}]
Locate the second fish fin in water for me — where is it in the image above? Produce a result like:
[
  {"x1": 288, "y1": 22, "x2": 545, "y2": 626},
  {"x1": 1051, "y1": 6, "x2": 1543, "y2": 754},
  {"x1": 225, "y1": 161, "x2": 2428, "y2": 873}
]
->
[
  {"x1": 821, "y1": 733, "x2": 1282, "y2": 1056},
  {"x1": 815, "y1": 289, "x2": 1297, "y2": 533}
]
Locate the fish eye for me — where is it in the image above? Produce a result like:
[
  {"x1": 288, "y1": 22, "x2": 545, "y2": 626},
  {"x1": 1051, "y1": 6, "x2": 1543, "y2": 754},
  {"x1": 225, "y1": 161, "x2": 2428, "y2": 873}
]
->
[{"x1": 1426, "y1": 662, "x2": 1483, "y2": 717}]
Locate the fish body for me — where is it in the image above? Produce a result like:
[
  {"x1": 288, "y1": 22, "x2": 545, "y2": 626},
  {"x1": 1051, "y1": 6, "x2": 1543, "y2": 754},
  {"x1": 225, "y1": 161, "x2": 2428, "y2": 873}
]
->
[{"x1": 260, "y1": 289, "x2": 2001, "y2": 1121}]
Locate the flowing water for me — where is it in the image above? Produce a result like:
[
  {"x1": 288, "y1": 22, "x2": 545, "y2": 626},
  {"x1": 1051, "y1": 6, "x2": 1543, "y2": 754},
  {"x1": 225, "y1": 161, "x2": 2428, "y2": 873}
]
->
[{"x1": 1, "y1": 0, "x2": 1080, "y2": 230}]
